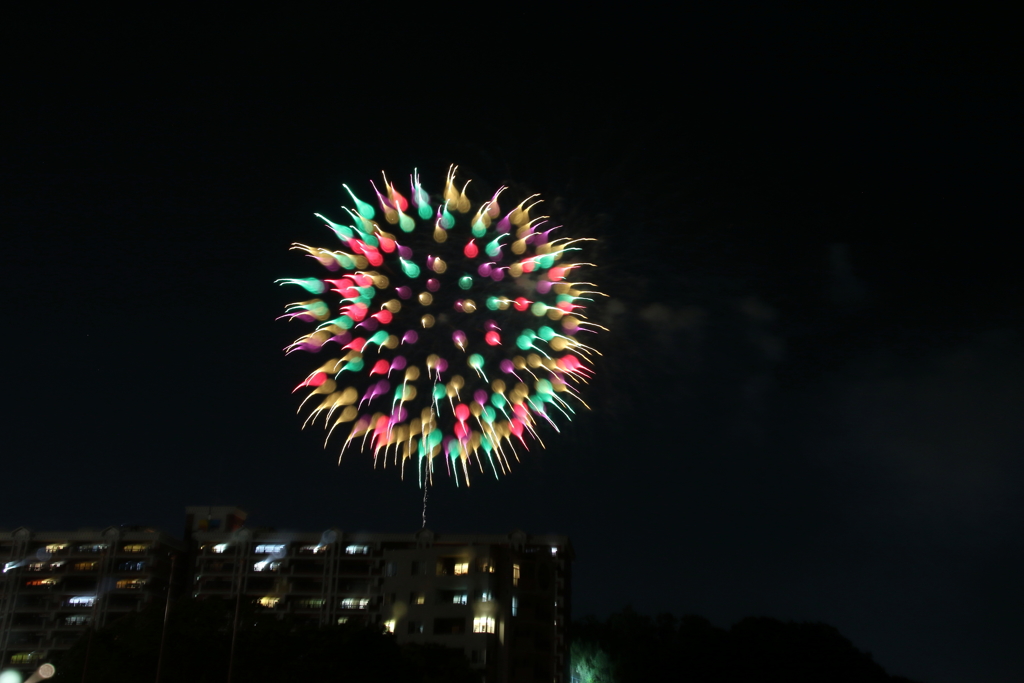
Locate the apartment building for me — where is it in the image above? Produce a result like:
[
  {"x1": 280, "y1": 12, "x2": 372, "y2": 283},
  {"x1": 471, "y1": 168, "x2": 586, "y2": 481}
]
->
[
  {"x1": 0, "y1": 526, "x2": 183, "y2": 678},
  {"x1": 2, "y1": 508, "x2": 573, "y2": 683}
]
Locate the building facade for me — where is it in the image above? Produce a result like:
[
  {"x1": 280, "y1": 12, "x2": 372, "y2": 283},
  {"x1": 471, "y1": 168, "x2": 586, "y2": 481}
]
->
[
  {"x1": 2, "y1": 508, "x2": 572, "y2": 683},
  {"x1": 0, "y1": 526, "x2": 183, "y2": 677}
]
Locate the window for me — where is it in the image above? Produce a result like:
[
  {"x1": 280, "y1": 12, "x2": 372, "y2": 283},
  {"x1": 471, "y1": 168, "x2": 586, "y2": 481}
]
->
[
  {"x1": 26, "y1": 562, "x2": 45, "y2": 571},
  {"x1": 299, "y1": 598, "x2": 325, "y2": 608},
  {"x1": 45, "y1": 543, "x2": 68, "y2": 553},
  {"x1": 77, "y1": 544, "x2": 107, "y2": 553},
  {"x1": 454, "y1": 562, "x2": 469, "y2": 575},
  {"x1": 412, "y1": 593, "x2": 425, "y2": 605},
  {"x1": 407, "y1": 620, "x2": 423, "y2": 634},
  {"x1": 337, "y1": 617, "x2": 349, "y2": 625},
  {"x1": 345, "y1": 544, "x2": 370, "y2": 555},
  {"x1": 513, "y1": 564, "x2": 520, "y2": 586},
  {"x1": 118, "y1": 561, "x2": 145, "y2": 572},
  {"x1": 50, "y1": 561, "x2": 65, "y2": 569},
  {"x1": 253, "y1": 560, "x2": 280, "y2": 572},
  {"x1": 341, "y1": 598, "x2": 369, "y2": 610},
  {"x1": 74, "y1": 562, "x2": 98, "y2": 571},
  {"x1": 117, "y1": 579, "x2": 146, "y2": 589},
  {"x1": 65, "y1": 615, "x2": 91, "y2": 626},
  {"x1": 512, "y1": 596, "x2": 518, "y2": 617},
  {"x1": 479, "y1": 559, "x2": 495, "y2": 573},
  {"x1": 123, "y1": 544, "x2": 150, "y2": 553},
  {"x1": 473, "y1": 616, "x2": 496, "y2": 634},
  {"x1": 480, "y1": 591, "x2": 493, "y2": 602},
  {"x1": 11, "y1": 653, "x2": 39, "y2": 665},
  {"x1": 257, "y1": 596, "x2": 280, "y2": 608},
  {"x1": 551, "y1": 546, "x2": 558, "y2": 557},
  {"x1": 255, "y1": 544, "x2": 286, "y2": 554},
  {"x1": 385, "y1": 562, "x2": 396, "y2": 576},
  {"x1": 68, "y1": 596, "x2": 96, "y2": 607},
  {"x1": 26, "y1": 578, "x2": 58, "y2": 587},
  {"x1": 212, "y1": 544, "x2": 229, "y2": 554},
  {"x1": 452, "y1": 594, "x2": 468, "y2": 605},
  {"x1": 300, "y1": 544, "x2": 326, "y2": 554},
  {"x1": 384, "y1": 619, "x2": 396, "y2": 633}
]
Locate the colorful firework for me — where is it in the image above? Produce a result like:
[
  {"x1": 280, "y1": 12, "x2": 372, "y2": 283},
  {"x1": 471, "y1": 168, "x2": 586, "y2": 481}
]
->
[{"x1": 279, "y1": 166, "x2": 603, "y2": 487}]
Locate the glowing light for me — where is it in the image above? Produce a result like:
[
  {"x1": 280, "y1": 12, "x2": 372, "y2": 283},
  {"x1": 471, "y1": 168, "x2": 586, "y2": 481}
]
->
[{"x1": 280, "y1": 166, "x2": 603, "y2": 486}]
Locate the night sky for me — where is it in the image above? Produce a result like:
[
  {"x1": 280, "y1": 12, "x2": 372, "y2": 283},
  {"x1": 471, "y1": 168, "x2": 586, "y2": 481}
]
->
[{"x1": 3, "y1": 7, "x2": 1021, "y2": 683}]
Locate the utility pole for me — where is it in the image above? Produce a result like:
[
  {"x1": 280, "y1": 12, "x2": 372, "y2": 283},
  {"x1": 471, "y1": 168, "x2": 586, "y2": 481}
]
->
[{"x1": 154, "y1": 553, "x2": 176, "y2": 683}]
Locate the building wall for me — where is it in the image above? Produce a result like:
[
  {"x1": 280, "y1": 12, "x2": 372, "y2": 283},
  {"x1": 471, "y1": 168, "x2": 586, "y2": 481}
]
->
[
  {"x1": 1, "y1": 514, "x2": 572, "y2": 683},
  {"x1": 0, "y1": 526, "x2": 183, "y2": 676}
]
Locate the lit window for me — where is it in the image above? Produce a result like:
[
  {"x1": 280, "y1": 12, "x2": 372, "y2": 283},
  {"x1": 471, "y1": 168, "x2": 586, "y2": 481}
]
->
[
  {"x1": 480, "y1": 591, "x2": 493, "y2": 602},
  {"x1": 512, "y1": 596, "x2": 518, "y2": 617},
  {"x1": 414, "y1": 594, "x2": 425, "y2": 605},
  {"x1": 123, "y1": 544, "x2": 150, "y2": 553},
  {"x1": 117, "y1": 579, "x2": 146, "y2": 589},
  {"x1": 337, "y1": 617, "x2": 349, "y2": 624},
  {"x1": 257, "y1": 596, "x2": 280, "y2": 608},
  {"x1": 65, "y1": 615, "x2": 91, "y2": 626},
  {"x1": 50, "y1": 561, "x2": 65, "y2": 569},
  {"x1": 45, "y1": 544, "x2": 68, "y2": 553},
  {"x1": 513, "y1": 564, "x2": 520, "y2": 586},
  {"x1": 213, "y1": 544, "x2": 229, "y2": 554},
  {"x1": 26, "y1": 578, "x2": 58, "y2": 587},
  {"x1": 77, "y1": 544, "x2": 107, "y2": 553},
  {"x1": 69, "y1": 596, "x2": 96, "y2": 607},
  {"x1": 473, "y1": 616, "x2": 496, "y2": 634},
  {"x1": 253, "y1": 560, "x2": 281, "y2": 572},
  {"x1": 118, "y1": 561, "x2": 145, "y2": 572},
  {"x1": 551, "y1": 546, "x2": 558, "y2": 557},
  {"x1": 299, "y1": 598, "x2": 325, "y2": 608},
  {"x1": 384, "y1": 619, "x2": 396, "y2": 633},
  {"x1": 255, "y1": 544, "x2": 286, "y2": 554},
  {"x1": 341, "y1": 598, "x2": 369, "y2": 610},
  {"x1": 300, "y1": 544, "x2": 326, "y2": 554},
  {"x1": 454, "y1": 562, "x2": 469, "y2": 575},
  {"x1": 74, "y1": 562, "x2": 98, "y2": 571},
  {"x1": 479, "y1": 559, "x2": 495, "y2": 573},
  {"x1": 452, "y1": 594, "x2": 468, "y2": 605},
  {"x1": 345, "y1": 545, "x2": 370, "y2": 555},
  {"x1": 27, "y1": 562, "x2": 45, "y2": 571},
  {"x1": 385, "y1": 562, "x2": 396, "y2": 576},
  {"x1": 11, "y1": 653, "x2": 39, "y2": 665}
]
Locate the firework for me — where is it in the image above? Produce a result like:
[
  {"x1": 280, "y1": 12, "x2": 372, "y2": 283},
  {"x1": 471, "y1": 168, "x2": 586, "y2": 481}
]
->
[{"x1": 279, "y1": 166, "x2": 603, "y2": 487}]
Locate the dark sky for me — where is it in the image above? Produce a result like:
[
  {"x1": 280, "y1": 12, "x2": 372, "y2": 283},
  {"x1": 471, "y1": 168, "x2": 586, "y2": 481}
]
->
[{"x1": 3, "y1": 7, "x2": 1021, "y2": 683}]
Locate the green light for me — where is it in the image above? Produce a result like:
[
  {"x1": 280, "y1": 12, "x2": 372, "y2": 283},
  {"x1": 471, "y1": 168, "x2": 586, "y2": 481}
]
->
[
  {"x1": 468, "y1": 354, "x2": 485, "y2": 370},
  {"x1": 472, "y1": 218, "x2": 488, "y2": 238},
  {"x1": 400, "y1": 259, "x2": 421, "y2": 278},
  {"x1": 417, "y1": 204, "x2": 431, "y2": 220},
  {"x1": 481, "y1": 405, "x2": 496, "y2": 423},
  {"x1": 486, "y1": 296, "x2": 501, "y2": 311},
  {"x1": 538, "y1": 254, "x2": 556, "y2": 269},
  {"x1": 490, "y1": 393, "x2": 507, "y2": 408},
  {"x1": 315, "y1": 213, "x2": 354, "y2": 239},
  {"x1": 432, "y1": 384, "x2": 446, "y2": 400},
  {"x1": 516, "y1": 335, "x2": 533, "y2": 351},
  {"x1": 399, "y1": 212, "x2": 415, "y2": 233},
  {"x1": 485, "y1": 235, "x2": 506, "y2": 258},
  {"x1": 329, "y1": 315, "x2": 354, "y2": 330},
  {"x1": 531, "y1": 302, "x2": 548, "y2": 316},
  {"x1": 538, "y1": 326, "x2": 556, "y2": 341},
  {"x1": 343, "y1": 184, "x2": 375, "y2": 220},
  {"x1": 535, "y1": 379, "x2": 554, "y2": 394},
  {"x1": 440, "y1": 205, "x2": 455, "y2": 229},
  {"x1": 367, "y1": 331, "x2": 389, "y2": 347},
  {"x1": 459, "y1": 275, "x2": 473, "y2": 290}
]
